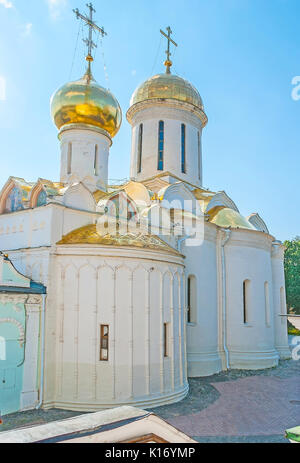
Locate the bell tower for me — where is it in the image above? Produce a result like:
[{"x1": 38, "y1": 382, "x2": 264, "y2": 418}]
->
[
  {"x1": 126, "y1": 27, "x2": 207, "y2": 188},
  {"x1": 50, "y1": 3, "x2": 122, "y2": 192}
]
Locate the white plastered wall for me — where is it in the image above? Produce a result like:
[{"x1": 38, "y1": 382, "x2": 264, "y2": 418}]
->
[
  {"x1": 59, "y1": 126, "x2": 111, "y2": 191},
  {"x1": 271, "y1": 243, "x2": 291, "y2": 359},
  {"x1": 129, "y1": 105, "x2": 203, "y2": 187},
  {"x1": 43, "y1": 246, "x2": 188, "y2": 411},
  {"x1": 184, "y1": 223, "x2": 222, "y2": 376},
  {"x1": 224, "y1": 230, "x2": 280, "y2": 369}
]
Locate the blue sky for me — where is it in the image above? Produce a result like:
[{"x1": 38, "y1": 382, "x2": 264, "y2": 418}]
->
[{"x1": 0, "y1": 0, "x2": 299, "y2": 241}]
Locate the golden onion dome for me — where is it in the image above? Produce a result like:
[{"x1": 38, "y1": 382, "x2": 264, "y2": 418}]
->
[
  {"x1": 50, "y1": 71, "x2": 122, "y2": 137},
  {"x1": 130, "y1": 73, "x2": 204, "y2": 111},
  {"x1": 210, "y1": 208, "x2": 256, "y2": 230}
]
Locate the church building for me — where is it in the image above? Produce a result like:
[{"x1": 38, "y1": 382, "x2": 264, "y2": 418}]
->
[{"x1": 0, "y1": 5, "x2": 290, "y2": 415}]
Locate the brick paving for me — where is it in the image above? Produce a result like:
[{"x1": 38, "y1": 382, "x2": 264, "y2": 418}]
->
[
  {"x1": 1, "y1": 343, "x2": 299, "y2": 443},
  {"x1": 166, "y1": 375, "x2": 300, "y2": 437},
  {"x1": 150, "y1": 347, "x2": 300, "y2": 442}
]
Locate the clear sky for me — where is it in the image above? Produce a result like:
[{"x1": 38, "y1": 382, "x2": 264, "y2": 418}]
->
[{"x1": 0, "y1": 0, "x2": 299, "y2": 241}]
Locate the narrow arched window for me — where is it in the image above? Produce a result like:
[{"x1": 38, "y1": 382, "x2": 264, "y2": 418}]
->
[
  {"x1": 67, "y1": 142, "x2": 72, "y2": 175},
  {"x1": 100, "y1": 325, "x2": 109, "y2": 361},
  {"x1": 137, "y1": 124, "x2": 143, "y2": 173},
  {"x1": 163, "y1": 323, "x2": 169, "y2": 357},
  {"x1": 198, "y1": 130, "x2": 201, "y2": 181},
  {"x1": 181, "y1": 124, "x2": 186, "y2": 173},
  {"x1": 94, "y1": 144, "x2": 99, "y2": 176},
  {"x1": 243, "y1": 280, "x2": 250, "y2": 324},
  {"x1": 187, "y1": 275, "x2": 197, "y2": 324},
  {"x1": 158, "y1": 120, "x2": 164, "y2": 171},
  {"x1": 264, "y1": 281, "x2": 270, "y2": 327}
]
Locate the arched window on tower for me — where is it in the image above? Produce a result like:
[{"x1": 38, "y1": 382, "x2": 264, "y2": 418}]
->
[
  {"x1": 137, "y1": 123, "x2": 143, "y2": 173},
  {"x1": 181, "y1": 124, "x2": 186, "y2": 173},
  {"x1": 94, "y1": 144, "x2": 99, "y2": 176},
  {"x1": 67, "y1": 142, "x2": 72, "y2": 175},
  {"x1": 187, "y1": 275, "x2": 197, "y2": 324},
  {"x1": 158, "y1": 120, "x2": 164, "y2": 171},
  {"x1": 243, "y1": 279, "x2": 250, "y2": 324}
]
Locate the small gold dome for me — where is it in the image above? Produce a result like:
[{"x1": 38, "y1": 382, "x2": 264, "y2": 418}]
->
[
  {"x1": 50, "y1": 72, "x2": 122, "y2": 137},
  {"x1": 130, "y1": 73, "x2": 204, "y2": 111},
  {"x1": 210, "y1": 208, "x2": 256, "y2": 230}
]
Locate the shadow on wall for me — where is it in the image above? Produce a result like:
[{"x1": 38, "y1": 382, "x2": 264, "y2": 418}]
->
[{"x1": 0, "y1": 303, "x2": 25, "y2": 416}]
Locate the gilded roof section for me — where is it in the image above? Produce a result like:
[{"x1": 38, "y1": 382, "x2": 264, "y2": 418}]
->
[
  {"x1": 130, "y1": 73, "x2": 204, "y2": 111},
  {"x1": 93, "y1": 189, "x2": 110, "y2": 203},
  {"x1": 38, "y1": 179, "x2": 65, "y2": 197},
  {"x1": 210, "y1": 208, "x2": 255, "y2": 230},
  {"x1": 57, "y1": 224, "x2": 181, "y2": 256},
  {"x1": 51, "y1": 72, "x2": 122, "y2": 137}
]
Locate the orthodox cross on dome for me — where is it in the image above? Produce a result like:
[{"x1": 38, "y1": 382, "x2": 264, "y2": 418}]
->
[
  {"x1": 160, "y1": 26, "x2": 177, "y2": 74},
  {"x1": 73, "y1": 3, "x2": 107, "y2": 76}
]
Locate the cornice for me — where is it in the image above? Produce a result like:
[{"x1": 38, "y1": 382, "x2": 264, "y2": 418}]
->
[
  {"x1": 225, "y1": 229, "x2": 274, "y2": 252},
  {"x1": 58, "y1": 123, "x2": 112, "y2": 146},
  {"x1": 54, "y1": 244, "x2": 185, "y2": 267},
  {"x1": 126, "y1": 99, "x2": 207, "y2": 128}
]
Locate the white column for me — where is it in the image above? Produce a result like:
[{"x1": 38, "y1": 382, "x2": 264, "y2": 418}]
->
[
  {"x1": 21, "y1": 296, "x2": 42, "y2": 410},
  {"x1": 272, "y1": 243, "x2": 291, "y2": 359}
]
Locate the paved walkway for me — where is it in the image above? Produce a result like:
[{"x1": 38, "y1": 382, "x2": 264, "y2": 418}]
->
[
  {"x1": 1, "y1": 348, "x2": 299, "y2": 443},
  {"x1": 150, "y1": 354, "x2": 300, "y2": 443},
  {"x1": 167, "y1": 375, "x2": 299, "y2": 442}
]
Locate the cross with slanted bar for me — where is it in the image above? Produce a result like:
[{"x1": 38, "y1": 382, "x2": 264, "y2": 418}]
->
[
  {"x1": 160, "y1": 26, "x2": 177, "y2": 74},
  {"x1": 73, "y1": 3, "x2": 107, "y2": 66}
]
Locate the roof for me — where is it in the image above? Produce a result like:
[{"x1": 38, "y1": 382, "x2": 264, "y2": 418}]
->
[
  {"x1": 0, "y1": 281, "x2": 46, "y2": 294},
  {"x1": 210, "y1": 207, "x2": 256, "y2": 230},
  {"x1": 57, "y1": 224, "x2": 182, "y2": 256},
  {"x1": 0, "y1": 406, "x2": 196, "y2": 443},
  {"x1": 0, "y1": 253, "x2": 46, "y2": 294},
  {"x1": 130, "y1": 73, "x2": 204, "y2": 111}
]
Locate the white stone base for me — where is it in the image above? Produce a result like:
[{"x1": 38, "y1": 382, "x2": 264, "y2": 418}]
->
[
  {"x1": 276, "y1": 345, "x2": 292, "y2": 360},
  {"x1": 20, "y1": 391, "x2": 38, "y2": 411},
  {"x1": 187, "y1": 352, "x2": 222, "y2": 377},
  {"x1": 228, "y1": 349, "x2": 279, "y2": 370},
  {"x1": 42, "y1": 383, "x2": 189, "y2": 412}
]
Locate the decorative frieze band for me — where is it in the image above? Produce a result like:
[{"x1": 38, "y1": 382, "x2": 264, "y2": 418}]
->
[{"x1": 0, "y1": 294, "x2": 28, "y2": 304}]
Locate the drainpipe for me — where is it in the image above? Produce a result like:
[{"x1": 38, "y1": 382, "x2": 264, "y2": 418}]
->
[
  {"x1": 177, "y1": 232, "x2": 194, "y2": 253},
  {"x1": 36, "y1": 293, "x2": 46, "y2": 409},
  {"x1": 220, "y1": 229, "x2": 231, "y2": 370}
]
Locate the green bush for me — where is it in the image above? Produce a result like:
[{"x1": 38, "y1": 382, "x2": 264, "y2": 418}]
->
[{"x1": 288, "y1": 326, "x2": 300, "y2": 336}]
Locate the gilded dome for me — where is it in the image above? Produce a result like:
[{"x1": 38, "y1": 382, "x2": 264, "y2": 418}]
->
[
  {"x1": 210, "y1": 208, "x2": 256, "y2": 230},
  {"x1": 50, "y1": 71, "x2": 122, "y2": 137},
  {"x1": 130, "y1": 73, "x2": 204, "y2": 111}
]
